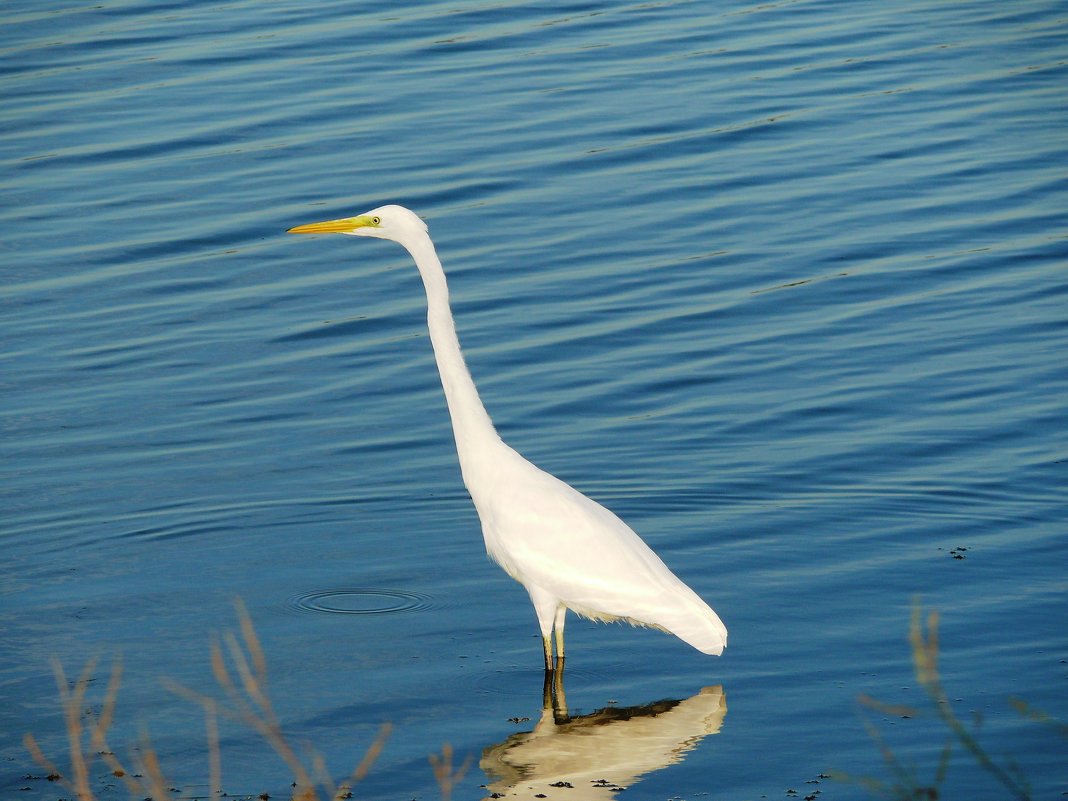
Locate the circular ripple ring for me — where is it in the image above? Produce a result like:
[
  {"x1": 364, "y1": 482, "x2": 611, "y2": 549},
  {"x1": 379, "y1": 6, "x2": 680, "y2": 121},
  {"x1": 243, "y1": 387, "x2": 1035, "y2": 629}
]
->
[{"x1": 287, "y1": 588, "x2": 434, "y2": 616}]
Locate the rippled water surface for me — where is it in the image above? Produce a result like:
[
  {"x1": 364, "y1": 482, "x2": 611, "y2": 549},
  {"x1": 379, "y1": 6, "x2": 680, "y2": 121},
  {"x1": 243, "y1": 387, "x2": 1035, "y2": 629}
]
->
[{"x1": 3, "y1": 2, "x2": 1066, "y2": 799}]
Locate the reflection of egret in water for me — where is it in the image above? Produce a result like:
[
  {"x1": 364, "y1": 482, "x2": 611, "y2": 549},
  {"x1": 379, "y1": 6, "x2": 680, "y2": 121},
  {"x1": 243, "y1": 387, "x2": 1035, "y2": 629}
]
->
[{"x1": 481, "y1": 668, "x2": 726, "y2": 799}]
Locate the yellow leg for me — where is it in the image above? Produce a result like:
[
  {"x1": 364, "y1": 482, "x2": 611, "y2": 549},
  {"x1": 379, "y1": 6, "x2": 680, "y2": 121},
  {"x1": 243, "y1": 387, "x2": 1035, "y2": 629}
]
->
[
  {"x1": 553, "y1": 606, "x2": 567, "y2": 663},
  {"x1": 530, "y1": 588, "x2": 561, "y2": 671}
]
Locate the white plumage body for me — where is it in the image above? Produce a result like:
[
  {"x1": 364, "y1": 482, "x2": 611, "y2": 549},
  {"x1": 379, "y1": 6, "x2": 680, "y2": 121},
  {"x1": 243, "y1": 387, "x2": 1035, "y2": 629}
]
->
[{"x1": 469, "y1": 442, "x2": 727, "y2": 656}]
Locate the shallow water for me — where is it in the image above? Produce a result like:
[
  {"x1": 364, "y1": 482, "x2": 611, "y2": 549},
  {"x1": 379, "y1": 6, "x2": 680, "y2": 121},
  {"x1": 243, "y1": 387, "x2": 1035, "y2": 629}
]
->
[{"x1": 2, "y1": 1, "x2": 1066, "y2": 799}]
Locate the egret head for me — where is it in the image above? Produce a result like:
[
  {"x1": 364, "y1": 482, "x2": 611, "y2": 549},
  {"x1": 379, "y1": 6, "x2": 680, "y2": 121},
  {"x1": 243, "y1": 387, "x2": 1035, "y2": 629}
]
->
[{"x1": 287, "y1": 204, "x2": 428, "y2": 244}]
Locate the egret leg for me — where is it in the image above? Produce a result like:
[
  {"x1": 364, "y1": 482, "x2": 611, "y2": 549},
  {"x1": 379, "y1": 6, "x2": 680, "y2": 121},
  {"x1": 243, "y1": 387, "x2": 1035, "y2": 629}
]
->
[
  {"x1": 553, "y1": 605, "x2": 567, "y2": 664},
  {"x1": 528, "y1": 586, "x2": 561, "y2": 671}
]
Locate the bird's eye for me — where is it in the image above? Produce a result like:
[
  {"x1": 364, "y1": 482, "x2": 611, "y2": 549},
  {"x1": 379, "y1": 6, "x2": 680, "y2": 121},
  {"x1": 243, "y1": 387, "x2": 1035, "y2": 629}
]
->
[{"x1": 371, "y1": 216, "x2": 381, "y2": 225}]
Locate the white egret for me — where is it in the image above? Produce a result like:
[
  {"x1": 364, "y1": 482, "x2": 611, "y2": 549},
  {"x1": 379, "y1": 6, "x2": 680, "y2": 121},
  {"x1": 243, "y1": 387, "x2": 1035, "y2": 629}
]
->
[{"x1": 288, "y1": 205, "x2": 727, "y2": 669}]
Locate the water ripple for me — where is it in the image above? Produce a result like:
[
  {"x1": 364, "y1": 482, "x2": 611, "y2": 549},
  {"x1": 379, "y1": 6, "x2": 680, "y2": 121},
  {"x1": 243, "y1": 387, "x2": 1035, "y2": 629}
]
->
[{"x1": 286, "y1": 587, "x2": 436, "y2": 616}]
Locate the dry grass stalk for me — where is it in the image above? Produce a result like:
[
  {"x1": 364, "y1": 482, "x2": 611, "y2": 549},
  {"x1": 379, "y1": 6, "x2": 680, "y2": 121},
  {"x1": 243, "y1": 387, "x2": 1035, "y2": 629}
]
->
[
  {"x1": 429, "y1": 741, "x2": 472, "y2": 801},
  {"x1": 25, "y1": 601, "x2": 391, "y2": 801},
  {"x1": 23, "y1": 656, "x2": 172, "y2": 801},
  {"x1": 169, "y1": 599, "x2": 393, "y2": 800},
  {"x1": 1008, "y1": 697, "x2": 1068, "y2": 739},
  {"x1": 843, "y1": 601, "x2": 1038, "y2": 800},
  {"x1": 907, "y1": 605, "x2": 1031, "y2": 801}
]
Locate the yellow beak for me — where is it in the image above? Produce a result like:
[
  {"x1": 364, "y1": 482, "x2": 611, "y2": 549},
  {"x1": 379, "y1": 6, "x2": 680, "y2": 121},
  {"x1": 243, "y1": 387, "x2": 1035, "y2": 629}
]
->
[{"x1": 287, "y1": 214, "x2": 376, "y2": 235}]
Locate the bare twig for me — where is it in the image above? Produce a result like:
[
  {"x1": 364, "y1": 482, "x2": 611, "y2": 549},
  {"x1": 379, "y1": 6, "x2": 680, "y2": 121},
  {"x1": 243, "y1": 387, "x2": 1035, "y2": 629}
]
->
[
  {"x1": 909, "y1": 605, "x2": 1031, "y2": 801},
  {"x1": 339, "y1": 722, "x2": 392, "y2": 798},
  {"x1": 58, "y1": 657, "x2": 94, "y2": 800},
  {"x1": 1009, "y1": 697, "x2": 1068, "y2": 739},
  {"x1": 88, "y1": 660, "x2": 146, "y2": 798},
  {"x1": 429, "y1": 742, "x2": 472, "y2": 801},
  {"x1": 21, "y1": 733, "x2": 63, "y2": 790}
]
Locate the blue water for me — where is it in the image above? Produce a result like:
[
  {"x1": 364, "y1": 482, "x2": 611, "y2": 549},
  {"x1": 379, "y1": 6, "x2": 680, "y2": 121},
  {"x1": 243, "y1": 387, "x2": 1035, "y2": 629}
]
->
[{"x1": 3, "y1": 1, "x2": 1066, "y2": 799}]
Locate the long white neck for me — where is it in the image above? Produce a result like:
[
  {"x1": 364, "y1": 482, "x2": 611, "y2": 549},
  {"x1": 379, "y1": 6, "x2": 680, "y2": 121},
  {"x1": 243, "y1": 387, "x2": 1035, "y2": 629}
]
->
[{"x1": 402, "y1": 233, "x2": 504, "y2": 485}]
